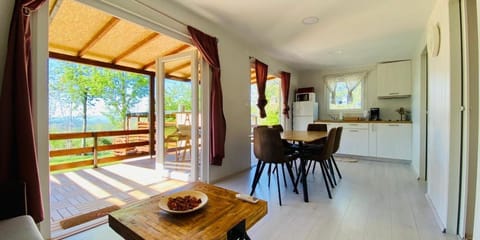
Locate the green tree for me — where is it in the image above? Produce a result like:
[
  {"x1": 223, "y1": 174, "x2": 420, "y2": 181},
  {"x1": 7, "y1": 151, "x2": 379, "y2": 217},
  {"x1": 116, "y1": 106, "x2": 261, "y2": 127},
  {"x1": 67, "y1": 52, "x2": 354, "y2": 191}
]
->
[
  {"x1": 51, "y1": 61, "x2": 107, "y2": 147},
  {"x1": 100, "y1": 70, "x2": 149, "y2": 129},
  {"x1": 164, "y1": 79, "x2": 192, "y2": 112}
]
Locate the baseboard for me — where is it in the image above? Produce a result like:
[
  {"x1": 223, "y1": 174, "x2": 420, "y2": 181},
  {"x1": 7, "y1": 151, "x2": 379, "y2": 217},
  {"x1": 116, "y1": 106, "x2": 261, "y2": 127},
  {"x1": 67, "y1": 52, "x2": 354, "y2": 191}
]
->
[
  {"x1": 335, "y1": 154, "x2": 411, "y2": 164},
  {"x1": 425, "y1": 193, "x2": 447, "y2": 233}
]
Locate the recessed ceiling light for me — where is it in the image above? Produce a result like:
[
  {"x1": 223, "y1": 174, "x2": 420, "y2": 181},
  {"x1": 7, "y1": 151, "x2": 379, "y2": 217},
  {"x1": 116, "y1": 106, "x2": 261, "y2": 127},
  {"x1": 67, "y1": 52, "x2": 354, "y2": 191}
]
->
[{"x1": 302, "y1": 16, "x2": 319, "y2": 25}]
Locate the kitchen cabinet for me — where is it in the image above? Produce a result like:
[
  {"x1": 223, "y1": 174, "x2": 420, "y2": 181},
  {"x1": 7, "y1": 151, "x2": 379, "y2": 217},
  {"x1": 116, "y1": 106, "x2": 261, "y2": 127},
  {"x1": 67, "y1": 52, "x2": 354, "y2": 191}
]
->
[
  {"x1": 376, "y1": 123, "x2": 412, "y2": 160},
  {"x1": 325, "y1": 123, "x2": 369, "y2": 156},
  {"x1": 318, "y1": 121, "x2": 412, "y2": 161},
  {"x1": 377, "y1": 60, "x2": 411, "y2": 98}
]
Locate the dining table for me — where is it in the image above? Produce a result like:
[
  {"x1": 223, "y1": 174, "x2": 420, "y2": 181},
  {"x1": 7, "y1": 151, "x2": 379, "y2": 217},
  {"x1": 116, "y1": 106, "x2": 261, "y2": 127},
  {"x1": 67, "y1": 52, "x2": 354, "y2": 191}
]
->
[{"x1": 281, "y1": 130, "x2": 328, "y2": 202}]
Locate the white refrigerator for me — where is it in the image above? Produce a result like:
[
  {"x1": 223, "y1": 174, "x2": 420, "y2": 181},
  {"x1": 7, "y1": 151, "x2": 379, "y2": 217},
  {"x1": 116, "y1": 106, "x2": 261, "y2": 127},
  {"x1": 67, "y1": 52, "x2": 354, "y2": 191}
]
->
[{"x1": 293, "y1": 101, "x2": 319, "y2": 130}]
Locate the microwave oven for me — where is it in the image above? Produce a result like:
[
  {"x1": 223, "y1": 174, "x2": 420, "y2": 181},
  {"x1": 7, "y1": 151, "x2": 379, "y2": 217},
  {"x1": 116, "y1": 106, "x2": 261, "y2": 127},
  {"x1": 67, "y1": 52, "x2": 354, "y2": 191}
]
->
[{"x1": 296, "y1": 92, "x2": 316, "y2": 102}]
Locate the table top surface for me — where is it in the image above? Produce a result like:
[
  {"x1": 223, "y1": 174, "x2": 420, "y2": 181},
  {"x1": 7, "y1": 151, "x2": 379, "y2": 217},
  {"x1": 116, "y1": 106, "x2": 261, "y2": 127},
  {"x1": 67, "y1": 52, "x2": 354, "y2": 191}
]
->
[
  {"x1": 108, "y1": 182, "x2": 267, "y2": 240},
  {"x1": 281, "y1": 130, "x2": 328, "y2": 142}
]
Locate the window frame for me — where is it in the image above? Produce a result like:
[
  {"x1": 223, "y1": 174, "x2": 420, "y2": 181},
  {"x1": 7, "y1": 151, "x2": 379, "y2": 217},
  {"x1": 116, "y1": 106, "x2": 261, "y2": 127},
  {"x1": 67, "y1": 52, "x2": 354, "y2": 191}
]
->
[{"x1": 324, "y1": 74, "x2": 366, "y2": 114}]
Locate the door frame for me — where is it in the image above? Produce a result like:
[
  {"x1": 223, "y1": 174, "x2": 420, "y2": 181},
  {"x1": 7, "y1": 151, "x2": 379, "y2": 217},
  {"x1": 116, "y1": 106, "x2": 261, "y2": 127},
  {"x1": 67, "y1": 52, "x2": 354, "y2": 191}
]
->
[{"x1": 156, "y1": 50, "x2": 202, "y2": 182}]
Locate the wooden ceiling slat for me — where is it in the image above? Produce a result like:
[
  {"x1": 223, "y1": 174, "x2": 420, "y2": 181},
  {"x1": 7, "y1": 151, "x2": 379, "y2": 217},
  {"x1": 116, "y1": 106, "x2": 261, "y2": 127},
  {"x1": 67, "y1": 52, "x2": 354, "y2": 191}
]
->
[
  {"x1": 49, "y1": 0, "x2": 63, "y2": 24},
  {"x1": 166, "y1": 62, "x2": 191, "y2": 74},
  {"x1": 113, "y1": 33, "x2": 160, "y2": 64},
  {"x1": 143, "y1": 44, "x2": 191, "y2": 69},
  {"x1": 78, "y1": 17, "x2": 120, "y2": 57},
  {"x1": 50, "y1": 52, "x2": 155, "y2": 77}
]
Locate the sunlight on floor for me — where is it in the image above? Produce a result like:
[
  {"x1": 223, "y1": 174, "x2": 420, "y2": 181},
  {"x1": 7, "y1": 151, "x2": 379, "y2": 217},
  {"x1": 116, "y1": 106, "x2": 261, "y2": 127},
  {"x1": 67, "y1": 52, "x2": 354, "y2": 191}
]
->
[
  {"x1": 106, "y1": 197, "x2": 126, "y2": 206},
  {"x1": 102, "y1": 164, "x2": 165, "y2": 185},
  {"x1": 64, "y1": 172, "x2": 110, "y2": 199},
  {"x1": 84, "y1": 169, "x2": 132, "y2": 192},
  {"x1": 50, "y1": 175, "x2": 61, "y2": 185}
]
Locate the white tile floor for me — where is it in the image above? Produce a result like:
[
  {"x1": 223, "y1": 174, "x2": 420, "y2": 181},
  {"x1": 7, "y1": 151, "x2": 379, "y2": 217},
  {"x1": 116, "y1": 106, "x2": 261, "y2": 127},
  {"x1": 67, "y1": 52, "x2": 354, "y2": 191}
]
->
[{"x1": 65, "y1": 158, "x2": 458, "y2": 240}]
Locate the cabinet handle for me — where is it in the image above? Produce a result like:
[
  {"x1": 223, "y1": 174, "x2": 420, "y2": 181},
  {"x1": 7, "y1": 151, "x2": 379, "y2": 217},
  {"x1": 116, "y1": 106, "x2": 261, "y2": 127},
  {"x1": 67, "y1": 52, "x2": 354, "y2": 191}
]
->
[
  {"x1": 349, "y1": 130, "x2": 359, "y2": 132},
  {"x1": 349, "y1": 124, "x2": 358, "y2": 126},
  {"x1": 389, "y1": 92, "x2": 399, "y2": 95},
  {"x1": 388, "y1": 124, "x2": 400, "y2": 126}
]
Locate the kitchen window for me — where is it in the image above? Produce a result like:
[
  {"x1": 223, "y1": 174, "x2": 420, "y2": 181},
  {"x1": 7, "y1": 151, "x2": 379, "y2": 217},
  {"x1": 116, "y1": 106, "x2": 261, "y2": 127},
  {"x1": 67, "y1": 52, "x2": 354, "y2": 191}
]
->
[{"x1": 325, "y1": 72, "x2": 367, "y2": 112}]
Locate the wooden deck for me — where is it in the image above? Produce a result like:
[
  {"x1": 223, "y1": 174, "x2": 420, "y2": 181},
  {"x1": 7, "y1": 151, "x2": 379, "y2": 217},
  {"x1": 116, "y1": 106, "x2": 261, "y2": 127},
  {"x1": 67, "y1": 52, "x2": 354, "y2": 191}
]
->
[{"x1": 50, "y1": 155, "x2": 190, "y2": 239}]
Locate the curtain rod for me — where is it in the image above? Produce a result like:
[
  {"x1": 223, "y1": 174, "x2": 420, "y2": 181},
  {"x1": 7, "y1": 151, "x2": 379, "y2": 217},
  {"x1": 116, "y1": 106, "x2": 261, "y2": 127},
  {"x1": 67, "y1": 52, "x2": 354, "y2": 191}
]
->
[{"x1": 133, "y1": 0, "x2": 188, "y2": 27}]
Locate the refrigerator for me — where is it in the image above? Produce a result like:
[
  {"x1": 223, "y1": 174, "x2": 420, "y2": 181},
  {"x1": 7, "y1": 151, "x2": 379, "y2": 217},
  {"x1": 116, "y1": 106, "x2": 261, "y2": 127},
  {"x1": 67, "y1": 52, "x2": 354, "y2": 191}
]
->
[{"x1": 293, "y1": 101, "x2": 319, "y2": 131}]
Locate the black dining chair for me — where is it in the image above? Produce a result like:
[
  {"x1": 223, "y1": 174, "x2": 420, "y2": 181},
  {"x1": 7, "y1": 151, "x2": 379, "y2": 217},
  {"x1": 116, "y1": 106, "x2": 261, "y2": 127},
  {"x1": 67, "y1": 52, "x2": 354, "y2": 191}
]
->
[
  {"x1": 305, "y1": 123, "x2": 327, "y2": 175},
  {"x1": 301, "y1": 128, "x2": 337, "y2": 199},
  {"x1": 329, "y1": 126, "x2": 343, "y2": 180},
  {"x1": 250, "y1": 126, "x2": 298, "y2": 205}
]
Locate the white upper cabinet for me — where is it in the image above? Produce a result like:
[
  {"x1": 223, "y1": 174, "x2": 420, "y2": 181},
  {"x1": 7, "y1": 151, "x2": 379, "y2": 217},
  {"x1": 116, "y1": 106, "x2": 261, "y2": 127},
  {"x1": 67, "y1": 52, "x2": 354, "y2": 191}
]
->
[{"x1": 377, "y1": 60, "x2": 412, "y2": 98}]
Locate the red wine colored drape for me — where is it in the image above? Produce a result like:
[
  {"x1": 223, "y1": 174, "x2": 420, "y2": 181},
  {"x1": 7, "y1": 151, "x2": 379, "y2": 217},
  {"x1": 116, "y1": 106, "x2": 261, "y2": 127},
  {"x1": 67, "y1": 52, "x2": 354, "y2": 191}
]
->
[
  {"x1": 0, "y1": 0, "x2": 47, "y2": 223},
  {"x1": 280, "y1": 71, "x2": 291, "y2": 118},
  {"x1": 187, "y1": 26, "x2": 226, "y2": 166},
  {"x1": 255, "y1": 59, "x2": 268, "y2": 118}
]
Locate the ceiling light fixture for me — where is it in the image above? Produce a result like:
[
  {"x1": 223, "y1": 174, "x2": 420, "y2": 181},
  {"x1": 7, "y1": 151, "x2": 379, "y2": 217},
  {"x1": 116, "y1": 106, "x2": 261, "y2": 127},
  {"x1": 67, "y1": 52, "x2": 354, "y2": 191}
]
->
[{"x1": 302, "y1": 16, "x2": 319, "y2": 25}]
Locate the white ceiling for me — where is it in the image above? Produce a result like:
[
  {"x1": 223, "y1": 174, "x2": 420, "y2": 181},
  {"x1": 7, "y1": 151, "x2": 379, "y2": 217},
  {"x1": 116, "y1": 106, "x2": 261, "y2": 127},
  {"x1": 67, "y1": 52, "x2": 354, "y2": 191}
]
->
[{"x1": 175, "y1": 0, "x2": 437, "y2": 70}]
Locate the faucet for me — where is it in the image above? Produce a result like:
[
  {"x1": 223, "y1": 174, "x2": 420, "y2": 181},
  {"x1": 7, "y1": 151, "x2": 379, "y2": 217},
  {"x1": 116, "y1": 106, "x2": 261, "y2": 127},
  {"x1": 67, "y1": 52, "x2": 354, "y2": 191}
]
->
[{"x1": 329, "y1": 114, "x2": 337, "y2": 120}]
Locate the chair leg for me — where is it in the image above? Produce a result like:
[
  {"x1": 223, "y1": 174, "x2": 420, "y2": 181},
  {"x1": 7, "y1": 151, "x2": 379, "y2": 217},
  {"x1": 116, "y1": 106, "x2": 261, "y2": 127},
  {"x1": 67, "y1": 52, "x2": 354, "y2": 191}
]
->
[
  {"x1": 331, "y1": 155, "x2": 342, "y2": 179},
  {"x1": 281, "y1": 163, "x2": 287, "y2": 187},
  {"x1": 275, "y1": 164, "x2": 282, "y2": 206},
  {"x1": 323, "y1": 160, "x2": 335, "y2": 189},
  {"x1": 250, "y1": 161, "x2": 266, "y2": 196},
  {"x1": 285, "y1": 162, "x2": 298, "y2": 194},
  {"x1": 251, "y1": 161, "x2": 262, "y2": 189},
  {"x1": 306, "y1": 160, "x2": 315, "y2": 175},
  {"x1": 267, "y1": 164, "x2": 272, "y2": 188},
  {"x1": 329, "y1": 157, "x2": 337, "y2": 185},
  {"x1": 319, "y1": 161, "x2": 332, "y2": 199},
  {"x1": 311, "y1": 161, "x2": 317, "y2": 175}
]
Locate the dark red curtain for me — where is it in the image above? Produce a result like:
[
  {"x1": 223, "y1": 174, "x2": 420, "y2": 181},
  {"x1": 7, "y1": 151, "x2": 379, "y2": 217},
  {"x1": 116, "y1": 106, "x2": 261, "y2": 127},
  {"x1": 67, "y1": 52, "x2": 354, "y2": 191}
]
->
[
  {"x1": 0, "y1": 0, "x2": 47, "y2": 223},
  {"x1": 255, "y1": 59, "x2": 268, "y2": 118},
  {"x1": 187, "y1": 26, "x2": 226, "y2": 166},
  {"x1": 280, "y1": 71, "x2": 291, "y2": 118}
]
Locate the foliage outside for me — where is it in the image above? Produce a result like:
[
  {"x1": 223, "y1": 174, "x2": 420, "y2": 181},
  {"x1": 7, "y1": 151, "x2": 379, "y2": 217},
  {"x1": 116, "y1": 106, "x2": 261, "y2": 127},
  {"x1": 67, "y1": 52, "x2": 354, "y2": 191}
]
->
[
  {"x1": 328, "y1": 81, "x2": 363, "y2": 111},
  {"x1": 251, "y1": 78, "x2": 281, "y2": 126},
  {"x1": 49, "y1": 59, "x2": 191, "y2": 166}
]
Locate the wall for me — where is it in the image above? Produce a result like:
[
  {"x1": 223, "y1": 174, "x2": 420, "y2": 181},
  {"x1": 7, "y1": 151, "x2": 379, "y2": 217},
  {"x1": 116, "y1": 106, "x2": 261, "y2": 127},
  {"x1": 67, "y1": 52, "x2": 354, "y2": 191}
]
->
[
  {"x1": 474, "y1": 0, "x2": 480, "y2": 237},
  {"x1": 299, "y1": 66, "x2": 412, "y2": 121},
  {"x1": 410, "y1": 43, "x2": 427, "y2": 179},
  {"x1": 423, "y1": 0, "x2": 462, "y2": 232},
  {"x1": 0, "y1": 0, "x2": 14, "y2": 90}
]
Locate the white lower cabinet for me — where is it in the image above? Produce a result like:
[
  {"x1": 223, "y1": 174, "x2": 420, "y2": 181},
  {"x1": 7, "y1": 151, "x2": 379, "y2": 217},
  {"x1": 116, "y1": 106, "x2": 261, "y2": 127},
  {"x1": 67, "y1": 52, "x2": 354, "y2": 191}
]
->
[
  {"x1": 376, "y1": 124, "x2": 412, "y2": 160},
  {"x1": 318, "y1": 122, "x2": 412, "y2": 161}
]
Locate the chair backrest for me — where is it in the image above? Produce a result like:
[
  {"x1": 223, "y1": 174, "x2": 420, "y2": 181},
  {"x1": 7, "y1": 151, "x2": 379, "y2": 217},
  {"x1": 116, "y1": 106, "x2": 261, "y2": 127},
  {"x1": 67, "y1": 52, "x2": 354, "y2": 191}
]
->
[
  {"x1": 311, "y1": 128, "x2": 337, "y2": 161},
  {"x1": 332, "y1": 126, "x2": 343, "y2": 154},
  {"x1": 270, "y1": 124, "x2": 284, "y2": 132},
  {"x1": 307, "y1": 123, "x2": 327, "y2": 131},
  {"x1": 253, "y1": 126, "x2": 285, "y2": 163}
]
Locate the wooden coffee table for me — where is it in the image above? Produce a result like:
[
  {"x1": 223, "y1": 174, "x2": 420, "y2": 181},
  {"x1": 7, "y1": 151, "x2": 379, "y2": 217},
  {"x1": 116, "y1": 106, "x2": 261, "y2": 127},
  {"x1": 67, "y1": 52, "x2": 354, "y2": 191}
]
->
[{"x1": 108, "y1": 181, "x2": 267, "y2": 240}]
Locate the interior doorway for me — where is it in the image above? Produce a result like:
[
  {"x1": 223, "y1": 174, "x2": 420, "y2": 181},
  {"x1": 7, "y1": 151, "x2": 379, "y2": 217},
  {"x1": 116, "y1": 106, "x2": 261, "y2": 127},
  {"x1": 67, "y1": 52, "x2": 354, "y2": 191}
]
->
[{"x1": 250, "y1": 68, "x2": 281, "y2": 167}]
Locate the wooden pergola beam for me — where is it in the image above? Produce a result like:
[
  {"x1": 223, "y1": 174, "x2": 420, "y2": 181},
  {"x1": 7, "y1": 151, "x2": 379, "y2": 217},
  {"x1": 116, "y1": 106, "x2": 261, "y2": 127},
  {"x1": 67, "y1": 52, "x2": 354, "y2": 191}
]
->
[
  {"x1": 78, "y1": 17, "x2": 120, "y2": 57},
  {"x1": 49, "y1": 0, "x2": 63, "y2": 24},
  {"x1": 50, "y1": 52, "x2": 155, "y2": 77},
  {"x1": 142, "y1": 44, "x2": 191, "y2": 70},
  {"x1": 113, "y1": 33, "x2": 160, "y2": 64}
]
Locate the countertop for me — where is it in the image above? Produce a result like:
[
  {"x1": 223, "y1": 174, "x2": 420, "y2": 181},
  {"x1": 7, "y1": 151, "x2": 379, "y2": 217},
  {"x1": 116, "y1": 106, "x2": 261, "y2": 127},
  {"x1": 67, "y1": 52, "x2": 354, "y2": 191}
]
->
[{"x1": 315, "y1": 120, "x2": 412, "y2": 124}]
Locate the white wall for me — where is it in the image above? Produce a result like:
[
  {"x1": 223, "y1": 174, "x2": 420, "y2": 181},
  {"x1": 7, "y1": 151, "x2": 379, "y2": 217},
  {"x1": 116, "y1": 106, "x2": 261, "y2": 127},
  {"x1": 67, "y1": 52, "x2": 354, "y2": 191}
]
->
[{"x1": 299, "y1": 66, "x2": 412, "y2": 121}]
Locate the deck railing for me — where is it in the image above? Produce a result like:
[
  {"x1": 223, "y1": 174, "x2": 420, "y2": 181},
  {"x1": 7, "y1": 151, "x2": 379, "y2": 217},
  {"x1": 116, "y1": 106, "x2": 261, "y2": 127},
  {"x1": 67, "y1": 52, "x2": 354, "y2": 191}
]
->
[{"x1": 49, "y1": 129, "x2": 153, "y2": 172}]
